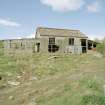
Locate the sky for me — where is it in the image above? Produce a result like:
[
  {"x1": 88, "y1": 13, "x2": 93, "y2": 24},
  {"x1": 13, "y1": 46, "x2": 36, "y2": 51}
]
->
[{"x1": 0, "y1": 0, "x2": 105, "y2": 40}]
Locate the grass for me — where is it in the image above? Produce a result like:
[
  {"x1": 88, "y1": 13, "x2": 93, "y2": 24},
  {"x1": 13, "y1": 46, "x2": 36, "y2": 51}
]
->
[{"x1": 0, "y1": 50, "x2": 105, "y2": 105}]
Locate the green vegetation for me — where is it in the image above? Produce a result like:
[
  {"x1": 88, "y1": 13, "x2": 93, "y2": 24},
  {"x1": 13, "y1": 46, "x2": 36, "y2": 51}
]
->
[
  {"x1": 96, "y1": 38, "x2": 105, "y2": 56},
  {"x1": 0, "y1": 41, "x2": 4, "y2": 56},
  {"x1": 80, "y1": 95, "x2": 105, "y2": 105},
  {"x1": 0, "y1": 51, "x2": 105, "y2": 105},
  {"x1": 96, "y1": 43, "x2": 105, "y2": 56},
  {"x1": 0, "y1": 40, "x2": 4, "y2": 48}
]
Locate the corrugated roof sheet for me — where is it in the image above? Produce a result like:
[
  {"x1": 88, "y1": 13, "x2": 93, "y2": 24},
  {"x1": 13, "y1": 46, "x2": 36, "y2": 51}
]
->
[{"x1": 37, "y1": 27, "x2": 88, "y2": 38}]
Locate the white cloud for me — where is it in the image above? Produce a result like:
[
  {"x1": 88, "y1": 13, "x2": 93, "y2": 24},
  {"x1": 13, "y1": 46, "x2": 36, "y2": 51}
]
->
[
  {"x1": 88, "y1": 33, "x2": 105, "y2": 40},
  {"x1": 18, "y1": 33, "x2": 35, "y2": 39},
  {"x1": 17, "y1": 37, "x2": 22, "y2": 39},
  {"x1": 0, "y1": 18, "x2": 20, "y2": 27},
  {"x1": 87, "y1": 2, "x2": 100, "y2": 13},
  {"x1": 14, "y1": 33, "x2": 35, "y2": 40},
  {"x1": 26, "y1": 33, "x2": 35, "y2": 38},
  {"x1": 40, "y1": 0, "x2": 85, "y2": 12}
]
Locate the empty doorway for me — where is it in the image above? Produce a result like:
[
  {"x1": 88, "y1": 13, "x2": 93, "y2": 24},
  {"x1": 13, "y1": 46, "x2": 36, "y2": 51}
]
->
[
  {"x1": 36, "y1": 43, "x2": 40, "y2": 52},
  {"x1": 81, "y1": 39, "x2": 87, "y2": 53}
]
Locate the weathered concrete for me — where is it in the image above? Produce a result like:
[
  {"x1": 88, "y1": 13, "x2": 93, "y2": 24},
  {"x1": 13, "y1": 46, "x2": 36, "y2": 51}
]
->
[{"x1": 36, "y1": 27, "x2": 88, "y2": 54}]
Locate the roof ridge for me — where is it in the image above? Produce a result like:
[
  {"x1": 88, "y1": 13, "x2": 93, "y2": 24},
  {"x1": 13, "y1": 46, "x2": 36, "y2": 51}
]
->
[
  {"x1": 37, "y1": 27, "x2": 80, "y2": 31},
  {"x1": 36, "y1": 27, "x2": 88, "y2": 38}
]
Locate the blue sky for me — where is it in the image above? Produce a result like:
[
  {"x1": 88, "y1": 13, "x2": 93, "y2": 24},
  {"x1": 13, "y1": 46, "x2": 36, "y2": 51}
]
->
[{"x1": 0, "y1": 0, "x2": 105, "y2": 40}]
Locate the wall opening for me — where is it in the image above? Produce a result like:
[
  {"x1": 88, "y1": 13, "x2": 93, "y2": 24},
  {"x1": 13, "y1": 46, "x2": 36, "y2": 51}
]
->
[
  {"x1": 69, "y1": 38, "x2": 74, "y2": 45},
  {"x1": 88, "y1": 40, "x2": 97, "y2": 50},
  {"x1": 81, "y1": 39, "x2": 87, "y2": 53},
  {"x1": 36, "y1": 43, "x2": 40, "y2": 52},
  {"x1": 48, "y1": 38, "x2": 59, "y2": 53}
]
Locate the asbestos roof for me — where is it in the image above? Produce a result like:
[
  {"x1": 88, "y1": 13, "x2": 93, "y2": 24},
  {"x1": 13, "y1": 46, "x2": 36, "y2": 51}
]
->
[{"x1": 37, "y1": 27, "x2": 88, "y2": 38}]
